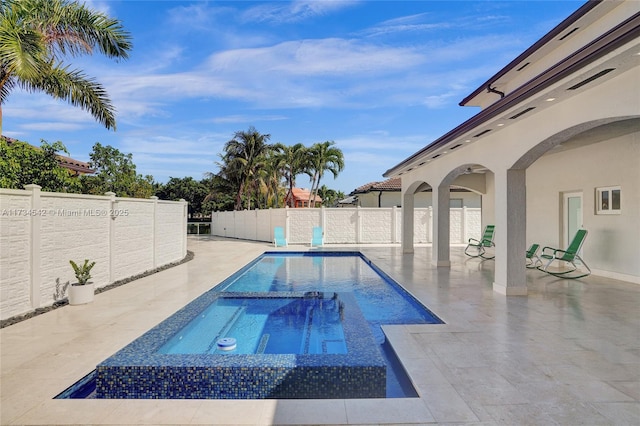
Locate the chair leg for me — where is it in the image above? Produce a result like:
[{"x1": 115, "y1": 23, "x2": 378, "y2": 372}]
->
[
  {"x1": 538, "y1": 257, "x2": 590, "y2": 279},
  {"x1": 538, "y1": 257, "x2": 555, "y2": 273},
  {"x1": 526, "y1": 259, "x2": 536, "y2": 269},
  {"x1": 465, "y1": 245, "x2": 484, "y2": 258},
  {"x1": 480, "y1": 251, "x2": 495, "y2": 260},
  {"x1": 527, "y1": 255, "x2": 542, "y2": 269},
  {"x1": 571, "y1": 256, "x2": 591, "y2": 278}
]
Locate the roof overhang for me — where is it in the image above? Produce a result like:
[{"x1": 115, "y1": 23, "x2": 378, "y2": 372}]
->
[
  {"x1": 460, "y1": 0, "x2": 603, "y2": 107},
  {"x1": 384, "y1": 5, "x2": 640, "y2": 178}
]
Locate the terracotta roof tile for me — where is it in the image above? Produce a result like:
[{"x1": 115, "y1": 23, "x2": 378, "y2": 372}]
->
[{"x1": 287, "y1": 188, "x2": 323, "y2": 202}]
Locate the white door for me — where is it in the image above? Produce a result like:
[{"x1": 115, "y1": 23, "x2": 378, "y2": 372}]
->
[{"x1": 563, "y1": 192, "x2": 583, "y2": 246}]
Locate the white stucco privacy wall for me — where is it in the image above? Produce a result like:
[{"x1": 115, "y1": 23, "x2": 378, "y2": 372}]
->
[
  {"x1": 212, "y1": 207, "x2": 481, "y2": 246},
  {"x1": 0, "y1": 186, "x2": 188, "y2": 320}
]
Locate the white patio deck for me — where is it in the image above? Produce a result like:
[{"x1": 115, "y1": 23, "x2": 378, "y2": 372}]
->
[{"x1": 1, "y1": 236, "x2": 638, "y2": 425}]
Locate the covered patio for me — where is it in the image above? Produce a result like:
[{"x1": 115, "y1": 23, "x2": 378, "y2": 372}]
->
[
  {"x1": 1, "y1": 237, "x2": 638, "y2": 425},
  {"x1": 385, "y1": 1, "x2": 640, "y2": 295}
]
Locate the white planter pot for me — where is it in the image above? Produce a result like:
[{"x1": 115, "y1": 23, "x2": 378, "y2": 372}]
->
[{"x1": 68, "y1": 283, "x2": 95, "y2": 305}]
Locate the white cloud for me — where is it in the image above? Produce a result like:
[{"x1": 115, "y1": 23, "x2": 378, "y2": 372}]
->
[
  {"x1": 207, "y1": 38, "x2": 424, "y2": 76},
  {"x1": 360, "y1": 13, "x2": 452, "y2": 37},
  {"x1": 119, "y1": 134, "x2": 226, "y2": 157},
  {"x1": 242, "y1": 1, "x2": 359, "y2": 24},
  {"x1": 337, "y1": 132, "x2": 430, "y2": 156},
  {"x1": 211, "y1": 115, "x2": 288, "y2": 124},
  {"x1": 19, "y1": 122, "x2": 87, "y2": 132},
  {"x1": 166, "y1": 3, "x2": 233, "y2": 30},
  {"x1": 82, "y1": 0, "x2": 111, "y2": 15}
]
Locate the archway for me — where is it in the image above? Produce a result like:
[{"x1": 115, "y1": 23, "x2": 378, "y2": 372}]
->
[
  {"x1": 402, "y1": 180, "x2": 430, "y2": 253},
  {"x1": 430, "y1": 164, "x2": 493, "y2": 266}
]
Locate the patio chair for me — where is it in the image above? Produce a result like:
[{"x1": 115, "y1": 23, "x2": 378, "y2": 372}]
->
[
  {"x1": 526, "y1": 243, "x2": 542, "y2": 268},
  {"x1": 464, "y1": 225, "x2": 495, "y2": 259},
  {"x1": 273, "y1": 226, "x2": 287, "y2": 247},
  {"x1": 311, "y1": 226, "x2": 324, "y2": 247},
  {"x1": 537, "y1": 229, "x2": 591, "y2": 278}
]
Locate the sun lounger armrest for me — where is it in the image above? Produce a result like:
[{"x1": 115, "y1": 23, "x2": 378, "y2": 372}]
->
[{"x1": 541, "y1": 246, "x2": 568, "y2": 259}]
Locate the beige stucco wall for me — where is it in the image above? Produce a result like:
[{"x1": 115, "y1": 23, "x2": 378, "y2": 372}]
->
[{"x1": 527, "y1": 131, "x2": 639, "y2": 281}]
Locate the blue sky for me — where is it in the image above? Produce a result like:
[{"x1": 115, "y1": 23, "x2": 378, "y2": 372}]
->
[{"x1": 3, "y1": 0, "x2": 583, "y2": 194}]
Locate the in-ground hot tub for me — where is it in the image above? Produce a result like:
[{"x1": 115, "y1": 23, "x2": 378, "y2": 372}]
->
[{"x1": 95, "y1": 291, "x2": 386, "y2": 399}]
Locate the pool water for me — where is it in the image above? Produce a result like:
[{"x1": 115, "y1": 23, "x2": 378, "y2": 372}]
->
[
  {"x1": 159, "y1": 294, "x2": 347, "y2": 355},
  {"x1": 217, "y1": 252, "x2": 441, "y2": 342}
]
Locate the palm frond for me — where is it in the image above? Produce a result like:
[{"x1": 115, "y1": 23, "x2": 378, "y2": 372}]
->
[{"x1": 20, "y1": 63, "x2": 116, "y2": 129}]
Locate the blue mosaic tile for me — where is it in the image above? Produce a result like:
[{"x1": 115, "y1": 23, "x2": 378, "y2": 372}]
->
[{"x1": 96, "y1": 292, "x2": 386, "y2": 399}]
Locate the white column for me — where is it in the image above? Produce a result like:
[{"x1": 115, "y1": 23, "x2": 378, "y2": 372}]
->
[
  {"x1": 493, "y1": 169, "x2": 528, "y2": 296},
  {"x1": 402, "y1": 191, "x2": 414, "y2": 253},
  {"x1": 432, "y1": 185, "x2": 451, "y2": 267},
  {"x1": 25, "y1": 184, "x2": 41, "y2": 309}
]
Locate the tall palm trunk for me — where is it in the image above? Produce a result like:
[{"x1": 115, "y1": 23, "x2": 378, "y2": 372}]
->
[{"x1": 307, "y1": 172, "x2": 318, "y2": 207}]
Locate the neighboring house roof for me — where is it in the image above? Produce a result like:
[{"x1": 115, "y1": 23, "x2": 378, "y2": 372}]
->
[
  {"x1": 384, "y1": 1, "x2": 640, "y2": 177},
  {"x1": 351, "y1": 178, "x2": 401, "y2": 195},
  {"x1": 337, "y1": 195, "x2": 358, "y2": 205},
  {"x1": 351, "y1": 177, "x2": 472, "y2": 195},
  {"x1": 56, "y1": 154, "x2": 95, "y2": 175},
  {"x1": 1, "y1": 136, "x2": 94, "y2": 175},
  {"x1": 285, "y1": 188, "x2": 323, "y2": 204}
]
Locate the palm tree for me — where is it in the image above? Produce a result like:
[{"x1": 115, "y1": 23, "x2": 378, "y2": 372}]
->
[
  {"x1": 221, "y1": 126, "x2": 272, "y2": 210},
  {"x1": 202, "y1": 172, "x2": 236, "y2": 212},
  {"x1": 317, "y1": 185, "x2": 345, "y2": 207},
  {"x1": 307, "y1": 141, "x2": 344, "y2": 207},
  {"x1": 0, "y1": 0, "x2": 132, "y2": 132},
  {"x1": 260, "y1": 148, "x2": 285, "y2": 208},
  {"x1": 274, "y1": 142, "x2": 309, "y2": 207}
]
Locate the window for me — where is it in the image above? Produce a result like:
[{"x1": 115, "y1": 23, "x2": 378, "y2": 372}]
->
[{"x1": 596, "y1": 186, "x2": 621, "y2": 215}]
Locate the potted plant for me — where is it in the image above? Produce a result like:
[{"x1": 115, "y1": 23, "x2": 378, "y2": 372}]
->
[{"x1": 68, "y1": 259, "x2": 96, "y2": 305}]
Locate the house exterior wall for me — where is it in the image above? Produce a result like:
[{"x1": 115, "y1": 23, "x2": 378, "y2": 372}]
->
[
  {"x1": 527, "y1": 132, "x2": 639, "y2": 281},
  {"x1": 0, "y1": 187, "x2": 188, "y2": 320}
]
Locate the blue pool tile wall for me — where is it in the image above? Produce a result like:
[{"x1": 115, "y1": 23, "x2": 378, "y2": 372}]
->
[{"x1": 95, "y1": 292, "x2": 386, "y2": 399}]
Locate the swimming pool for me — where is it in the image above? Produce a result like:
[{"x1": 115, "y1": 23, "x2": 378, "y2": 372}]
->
[
  {"x1": 58, "y1": 251, "x2": 443, "y2": 399},
  {"x1": 217, "y1": 251, "x2": 442, "y2": 343}
]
